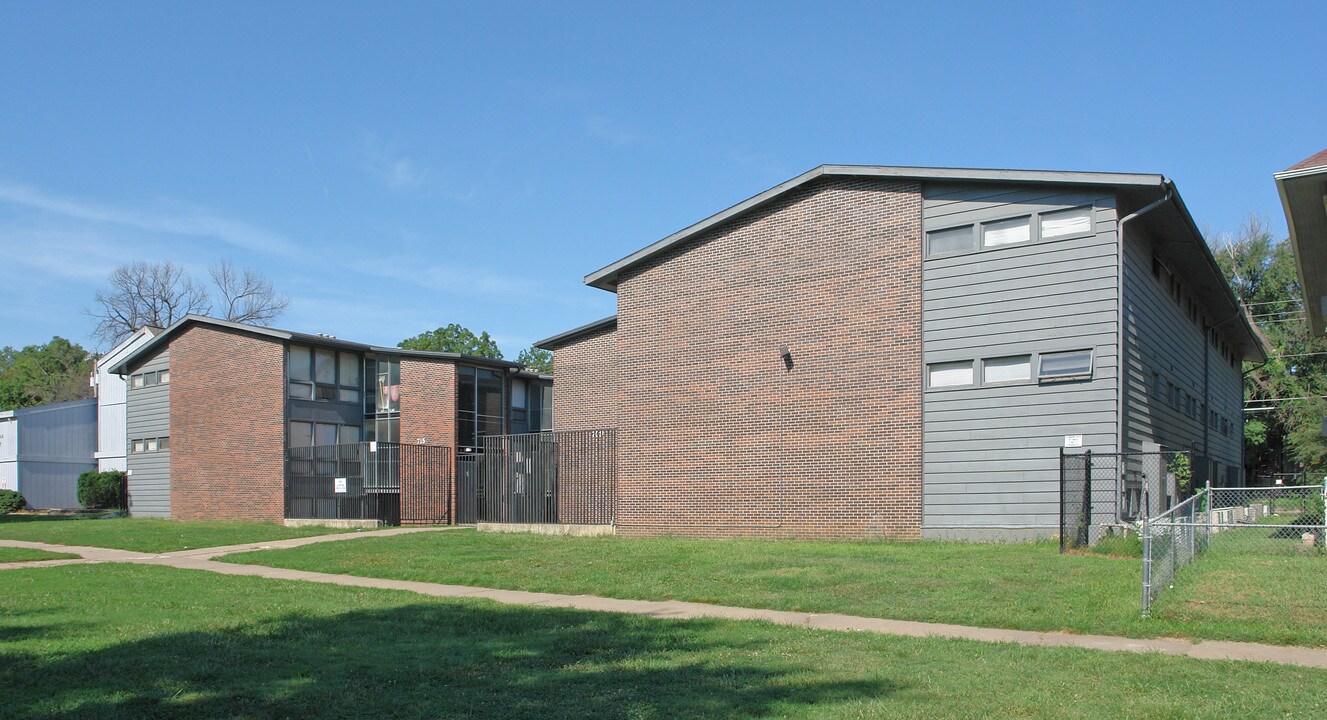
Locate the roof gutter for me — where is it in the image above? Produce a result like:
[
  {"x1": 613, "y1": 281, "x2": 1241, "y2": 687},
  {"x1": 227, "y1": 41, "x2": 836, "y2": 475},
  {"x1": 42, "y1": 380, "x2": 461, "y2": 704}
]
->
[{"x1": 1116, "y1": 188, "x2": 1173, "y2": 455}]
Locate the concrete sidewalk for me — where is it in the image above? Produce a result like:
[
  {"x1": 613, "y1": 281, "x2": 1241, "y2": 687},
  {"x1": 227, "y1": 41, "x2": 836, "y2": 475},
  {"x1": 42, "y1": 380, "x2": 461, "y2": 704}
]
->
[{"x1": 3, "y1": 531, "x2": 1326, "y2": 671}]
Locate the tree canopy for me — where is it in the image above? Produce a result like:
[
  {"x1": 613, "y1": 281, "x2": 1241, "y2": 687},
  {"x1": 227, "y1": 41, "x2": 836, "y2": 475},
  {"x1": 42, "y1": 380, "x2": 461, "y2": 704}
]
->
[
  {"x1": 1213, "y1": 215, "x2": 1327, "y2": 476},
  {"x1": 0, "y1": 337, "x2": 94, "y2": 410},
  {"x1": 398, "y1": 324, "x2": 503, "y2": 358},
  {"x1": 89, "y1": 260, "x2": 290, "y2": 348},
  {"x1": 516, "y1": 346, "x2": 553, "y2": 374}
]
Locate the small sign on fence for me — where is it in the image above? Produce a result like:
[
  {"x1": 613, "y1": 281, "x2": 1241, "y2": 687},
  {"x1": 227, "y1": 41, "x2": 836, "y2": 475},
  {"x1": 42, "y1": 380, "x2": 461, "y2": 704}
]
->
[
  {"x1": 1063, "y1": 434, "x2": 1083, "y2": 448},
  {"x1": 333, "y1": 477, "x2": 347, "y2": 494}
]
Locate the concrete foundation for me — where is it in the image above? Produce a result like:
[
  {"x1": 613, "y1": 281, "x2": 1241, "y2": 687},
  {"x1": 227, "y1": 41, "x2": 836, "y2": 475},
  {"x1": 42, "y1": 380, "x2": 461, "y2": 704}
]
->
[
  {"x1": 476, "y1": 522, "x2": 615, "y2": 537},
  {"x1": 283, "y1": 518, "x2": 383, "y2": 530}
]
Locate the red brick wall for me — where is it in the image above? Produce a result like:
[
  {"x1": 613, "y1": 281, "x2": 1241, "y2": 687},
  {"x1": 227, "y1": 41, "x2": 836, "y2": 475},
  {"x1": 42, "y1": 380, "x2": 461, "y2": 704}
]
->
[
  {"x1": 613, "y1": 176, "x2": 924, "y2": 540},
  {"x1": 551, "y1": 325, "x2": 619, "y2": 431},
  {"x1": 399, "y1": 359, "x2": 457, "y2": 523},
  {"x1": 170, "y1": 326, "x2": 286, "y2": 521}
]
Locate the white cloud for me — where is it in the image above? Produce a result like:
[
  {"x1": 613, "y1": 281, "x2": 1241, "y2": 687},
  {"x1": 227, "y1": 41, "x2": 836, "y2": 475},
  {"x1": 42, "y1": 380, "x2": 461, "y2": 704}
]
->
[
  {"x1": 357, "y1": 134, "x2": 430, "y2": 191},
  {"x1": 586, "y1": 114, "x2": 640, "y2": 146},
  {"x1": 0, "y1": 181, "x2": 300, "y2": 258}
]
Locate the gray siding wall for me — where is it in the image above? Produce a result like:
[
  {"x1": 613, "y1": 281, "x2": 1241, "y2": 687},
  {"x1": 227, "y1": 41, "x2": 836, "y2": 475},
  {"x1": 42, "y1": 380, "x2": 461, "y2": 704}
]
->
[
  {"x1": 14, "y1": 399, "x2": 97, "y2": 509},
  {"x1": 921, "y1": 184, "x2": 1120, "y2": 539},
  {"x1": 126, "y1": 349, "x2": 171, "y2": 517},
  {"x1": 1121, "y1": 227, "x2": 1244, "y2": 495}
]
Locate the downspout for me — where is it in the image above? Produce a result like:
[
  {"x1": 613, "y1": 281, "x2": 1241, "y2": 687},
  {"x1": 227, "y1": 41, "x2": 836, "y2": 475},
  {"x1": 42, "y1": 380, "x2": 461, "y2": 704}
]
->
[{"x1": 1116, "y1": 187, "x2": 1173, "y2": 458}]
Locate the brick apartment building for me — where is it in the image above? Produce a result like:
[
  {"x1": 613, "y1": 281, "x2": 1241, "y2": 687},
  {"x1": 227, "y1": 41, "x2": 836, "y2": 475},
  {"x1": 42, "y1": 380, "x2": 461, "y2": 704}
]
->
[
  {"x1": 111, "y1": 315, "x2": 550, "y2": 523},
  {"x1": 539, "y1": 165, "x2": 1265, "y2": 541}
]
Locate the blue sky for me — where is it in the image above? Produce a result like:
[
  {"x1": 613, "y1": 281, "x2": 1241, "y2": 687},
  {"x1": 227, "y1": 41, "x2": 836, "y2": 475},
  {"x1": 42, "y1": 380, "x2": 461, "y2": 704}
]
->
[{"x1": 1, "y1": 1, "x2": 1324, "y2": 355}]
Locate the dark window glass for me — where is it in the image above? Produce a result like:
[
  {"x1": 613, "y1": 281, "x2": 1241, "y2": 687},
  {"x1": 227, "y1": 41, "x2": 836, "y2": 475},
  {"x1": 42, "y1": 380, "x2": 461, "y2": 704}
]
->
[
  {"x1": 458, "y1": 366, "x2": 476, "y2": 413},
  {"x1": 339, "y1": 388, "x2": 360, "y2": 403},
  {"x1": 315, "y1": 423, "x2": 338, "y2": 447},
  {"x1": 339, "y1": 352, "x2": 360, "y2": 387},
  {"x1": 290, "y1": 421, "x2": 313, "y2": 448},
  {"x1": 289, "y1": 346, "x2": 312, "y2": 381},
  {"x1": 457, "y1": 416, "x2": 476, "y2": 451},
  {"x1": 341, "y1": 425, "x2": 361, "y2": 444},
  {"x1": 315, "y1": 349, "x2": 336, "y2": 384},
  {"x1": 477, "y1": 369, "x2": 504, "y2": 417}
]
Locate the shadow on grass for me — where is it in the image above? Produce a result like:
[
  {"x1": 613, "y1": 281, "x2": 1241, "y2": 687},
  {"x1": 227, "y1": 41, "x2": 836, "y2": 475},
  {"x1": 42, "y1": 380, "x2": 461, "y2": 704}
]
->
[
  {"x1": 3, "y1": 601, "x2": 900, "y2": 719},
  {"x1": 0, "y1": 513, "x2": 111, "y2": 525}
]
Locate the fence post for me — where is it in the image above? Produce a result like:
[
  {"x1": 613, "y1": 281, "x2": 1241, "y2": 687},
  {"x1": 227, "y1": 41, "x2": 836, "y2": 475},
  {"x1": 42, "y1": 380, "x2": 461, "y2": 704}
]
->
[
  {"x1": 1080, "y1": 449, "x2": 1093, "y2": 547},
  {"x1": 1141, "y1": 488, "x2": 1151, "y2": 618}
]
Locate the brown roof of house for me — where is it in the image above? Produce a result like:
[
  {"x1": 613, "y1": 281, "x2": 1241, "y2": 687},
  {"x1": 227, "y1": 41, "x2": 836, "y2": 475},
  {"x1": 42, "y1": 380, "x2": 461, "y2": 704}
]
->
[{"x1": 1285, "y1": 148, "x2": 1327, "y2": 173}]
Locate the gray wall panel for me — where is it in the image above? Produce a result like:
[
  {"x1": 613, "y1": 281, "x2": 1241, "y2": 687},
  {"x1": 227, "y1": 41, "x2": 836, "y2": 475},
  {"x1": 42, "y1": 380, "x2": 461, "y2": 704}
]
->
[
  {"x1": 1120, "y1": 226, "x2": 1244, "y2": 487},
  {"x1": 13, "y1": 399, "x2": 97, "y2": 509},
  {"x1": 126, "y1": 349, "x2": 171, "y2": 517},
  {"x1": 921, "y1": 183, "x2": 1120, "y2": 537}
]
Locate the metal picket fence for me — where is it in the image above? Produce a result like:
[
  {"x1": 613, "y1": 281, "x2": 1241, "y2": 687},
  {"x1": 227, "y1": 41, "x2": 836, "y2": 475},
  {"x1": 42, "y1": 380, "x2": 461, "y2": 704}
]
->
[
  {"x1": 1141, "y1": 484, "x2": 1326, "y2": 618},
  {"x1": 454, "y1": 429, "x2": 617, "y2": 525}
]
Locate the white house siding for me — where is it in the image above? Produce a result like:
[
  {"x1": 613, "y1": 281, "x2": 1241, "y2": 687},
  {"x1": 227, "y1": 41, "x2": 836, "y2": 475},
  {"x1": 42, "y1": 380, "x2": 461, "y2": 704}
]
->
[
  {"x1": 95, "y1": 328, "x2": 157, "y2": 472},
  {"x1": 0, "y1": 413, "x2": 16, "y2": 491},
  {"x1": 920, "y1": 183, "x2": 1120, "y2": 540}
]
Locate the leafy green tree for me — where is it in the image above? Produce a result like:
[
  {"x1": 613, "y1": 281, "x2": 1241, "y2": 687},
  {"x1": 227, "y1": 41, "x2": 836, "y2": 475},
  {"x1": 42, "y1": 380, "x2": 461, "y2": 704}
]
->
[
  {"x1": 1213, "y1": 215, "x2": 1327, "y2": 476},
  {"x1": 516, "y1": 346, "x2": 552, "y2": 374},
  {"x1": 398, "y1": 324, "x2": 503, "y2": 359},
  {"x1": 0, "y1": 337, "x2": 94, "y2": 410}
]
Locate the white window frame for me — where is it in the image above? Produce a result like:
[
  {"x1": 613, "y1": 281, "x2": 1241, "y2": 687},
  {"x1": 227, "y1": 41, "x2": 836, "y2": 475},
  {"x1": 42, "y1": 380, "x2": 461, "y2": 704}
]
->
[
  {"x1": 1037, "y1": 349, "x2": 1094, "y2": 380},
  {"x1": 927, "y1": 360, "x2": 975, "y2": 389}
]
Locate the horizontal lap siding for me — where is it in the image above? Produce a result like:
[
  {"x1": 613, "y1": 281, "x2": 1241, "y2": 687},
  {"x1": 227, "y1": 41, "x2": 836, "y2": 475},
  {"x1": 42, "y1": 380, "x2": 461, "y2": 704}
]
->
[
  {"x1": 921, "y1": 184, "x2": 1119, "y2": 538},
  {"x1": 1121, "y1": 228, "x2": 1244, "y2": 480},
  {"x1": 127, "y1": 351, "x2": 171, "y2": 517}
]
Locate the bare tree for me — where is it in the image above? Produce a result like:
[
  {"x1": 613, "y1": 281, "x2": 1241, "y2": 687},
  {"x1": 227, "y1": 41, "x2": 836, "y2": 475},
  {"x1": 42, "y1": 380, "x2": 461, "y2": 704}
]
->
[
  {"x1": 209, "y1": 259, "x2": 291, "y2": 326},
  {"x1": 89, "y1": 261, "x2": 211, "y2": 347},
  {"x1": 88, "y1": 259, "x2": 291, "y2": 348}
]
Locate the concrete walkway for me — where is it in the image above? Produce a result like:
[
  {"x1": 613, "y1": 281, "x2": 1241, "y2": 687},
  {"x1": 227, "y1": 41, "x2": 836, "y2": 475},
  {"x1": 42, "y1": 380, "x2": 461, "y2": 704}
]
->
[{"x1": 3, "y1": 530, "x2": 1326, "y2": 671}]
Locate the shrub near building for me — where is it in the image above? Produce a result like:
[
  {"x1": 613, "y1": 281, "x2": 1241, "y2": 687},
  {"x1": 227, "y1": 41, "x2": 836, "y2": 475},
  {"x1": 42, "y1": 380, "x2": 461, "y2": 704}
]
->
[
  {"x1": 77, "y1": 470, "x2": 127, "y2": 510},
  {"x1": 0, "y1": 489, "x2": 25, "y2": 514}
]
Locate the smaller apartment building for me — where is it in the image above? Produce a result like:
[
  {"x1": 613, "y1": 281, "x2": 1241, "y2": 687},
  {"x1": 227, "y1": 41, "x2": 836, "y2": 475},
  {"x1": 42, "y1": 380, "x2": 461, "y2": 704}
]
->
[{"x1": 112, "y1": 316, "x2": 550, "y2": 522}]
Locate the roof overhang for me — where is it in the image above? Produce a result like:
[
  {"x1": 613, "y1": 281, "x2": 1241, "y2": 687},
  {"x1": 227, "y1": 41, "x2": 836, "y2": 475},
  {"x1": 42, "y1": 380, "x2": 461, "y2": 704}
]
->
[
  {"x1": 583, "y1": 164, "x2": 1166, "y2": 291},
  {"x1": 1274, "y1": 150, "x2": 1327, "y2": 336},
  {"x1": 579, "y1": 163, "x2": 1266, "y2": 362},
  {"x1": 110, "y1": 315, "x2": 522, "y2": 375},
  {"x1": 534, "y1": 315, "x2": 617, "y2": 350}
]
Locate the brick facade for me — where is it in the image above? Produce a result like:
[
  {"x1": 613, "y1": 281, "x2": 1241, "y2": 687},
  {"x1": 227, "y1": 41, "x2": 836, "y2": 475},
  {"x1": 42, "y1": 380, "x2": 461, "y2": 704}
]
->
[
  {"x1": 169, "y1": 326, "x2": 286, "y2": 521},
  {"x1": 611, "y1": 176, "x2": 924, "y2": 539},
  {"x1": 551, "y1": 325, "x2": 619, "y2": 431},
  {"x1": 399, "y1": 359, "x2": 457, "y2": 523}
]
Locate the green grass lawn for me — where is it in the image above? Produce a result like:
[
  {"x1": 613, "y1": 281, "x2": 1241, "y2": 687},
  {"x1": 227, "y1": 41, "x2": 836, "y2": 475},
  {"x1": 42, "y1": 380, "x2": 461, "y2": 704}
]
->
[
  {"x1": 1, "y1": 564, "x2": 1323, "y2": 719},
  {"x1": 224, "y1": 530, "x2": 1327, "y2": 648},
  {"x1": 0, "y1": 546, "x2": 78, "y2": 563},
  {"x1": 0, "y1": 515, "x2": 350, "y2": 553}
]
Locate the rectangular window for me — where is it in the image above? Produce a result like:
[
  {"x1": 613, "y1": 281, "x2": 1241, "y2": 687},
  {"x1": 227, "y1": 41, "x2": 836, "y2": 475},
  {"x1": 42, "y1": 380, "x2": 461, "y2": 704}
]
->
[
  {"x1": 981, "y1": 217, "x2": 1031, "y2": 248},
  {"x1": 314, "y1": 349, "x2": 336, "y2": 384},
  {"x1": 289, "y1": 346, "x2": 312, "y2": 381},
  {"x1": 131, "y1": 439, "x2": 146, "y2": 453},
  {"x1": 982, "y1": 355, "x2": 1031, "y2": 384},
  {"x1": 131, "y1": 374, "x2": 145, "y2": 389},
  {"x1": 1039, "y1": 206, "x2": 1092, "y2": 240},
  {"x1": 927, "y1": 361, "x2": 974, "y2": 388},
  {"x1": 289, "y1": 421, "x2": 313, "y2": 449},
  {"x1": 315, "y1": 423, "x2": 338, "y2": 447},
  {"x1": 340, "y1": 424, "x2": 361, "y2": 444},
  {"x1": 288, "y1": 381, "x2": 313, "y2": 400},
  {"x1": 145, "y1": 438, "x2": 159, "y2": 452},
  {"x1": 158, "y1": 370, "x2": 169, "y2": 384},
  {"x1": 1038, "y1": 350, "x2": 1093, "y2": 379},
  {"x1": 1152, "y1": 372, "x2": 1163, "y2": 399},
  {"x1": 158, "y1": 437, "x2": 170, "y2": 451},
  {"x1": 926, "y1": 226, "x2": 975, "y2": 256}
]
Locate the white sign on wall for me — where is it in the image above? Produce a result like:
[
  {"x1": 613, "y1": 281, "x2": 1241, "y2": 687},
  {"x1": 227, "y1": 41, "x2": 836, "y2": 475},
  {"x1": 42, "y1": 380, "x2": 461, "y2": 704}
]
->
[
  {"x1": 1064, "y1": 435, "x2": 1084, "y2": 448},
  {"x1": 334, "y1": 477, "x2": 348, "y2": 494}
]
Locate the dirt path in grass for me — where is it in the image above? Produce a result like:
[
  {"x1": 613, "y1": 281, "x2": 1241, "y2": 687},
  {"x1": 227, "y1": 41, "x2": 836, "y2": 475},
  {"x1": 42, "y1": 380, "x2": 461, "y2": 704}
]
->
[{"x1": 3, "y1": 530, "x2": 1325, "y2": 671}]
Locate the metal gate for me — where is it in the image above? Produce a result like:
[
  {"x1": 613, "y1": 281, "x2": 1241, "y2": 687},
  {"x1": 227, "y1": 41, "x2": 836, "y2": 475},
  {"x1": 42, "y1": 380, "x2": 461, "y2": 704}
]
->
[
  {"x1": 1060, "y1": 449, "x2": 1193, "y2": 551},
  {"x1": 286, "y1": 441, "x2": 451, "y2": 525},
  {"x1": 454, "y1": 429, "x2": 616, "y2": 525}
]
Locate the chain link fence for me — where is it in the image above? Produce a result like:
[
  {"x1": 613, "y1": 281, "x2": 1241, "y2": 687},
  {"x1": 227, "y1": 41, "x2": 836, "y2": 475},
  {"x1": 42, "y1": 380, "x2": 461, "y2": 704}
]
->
[
  {"x1": 1060, "y1": 450, "x2": 1189, "y2": 552},
  {"x1": 1142, "y1": 484, "x2": 1326, "y2": 618}
]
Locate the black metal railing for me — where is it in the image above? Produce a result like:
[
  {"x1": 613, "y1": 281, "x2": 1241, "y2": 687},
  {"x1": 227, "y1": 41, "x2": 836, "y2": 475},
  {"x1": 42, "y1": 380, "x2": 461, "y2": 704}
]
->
[
  {"x1": 455, "y1": 429, "x2": 616, "y2": 525},
  {"x1": 286, "y1": 442, "x2": 451, "y2": 525}
]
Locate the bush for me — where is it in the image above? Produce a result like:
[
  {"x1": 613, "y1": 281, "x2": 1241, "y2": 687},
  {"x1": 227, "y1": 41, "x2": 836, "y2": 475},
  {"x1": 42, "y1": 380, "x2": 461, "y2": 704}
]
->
[
  {"x1": 0, "y1": 489, "x2": 25, "y2": 514},
  {"x1": 77, "y1": 470, "x2": 127, "y2": 510}
]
